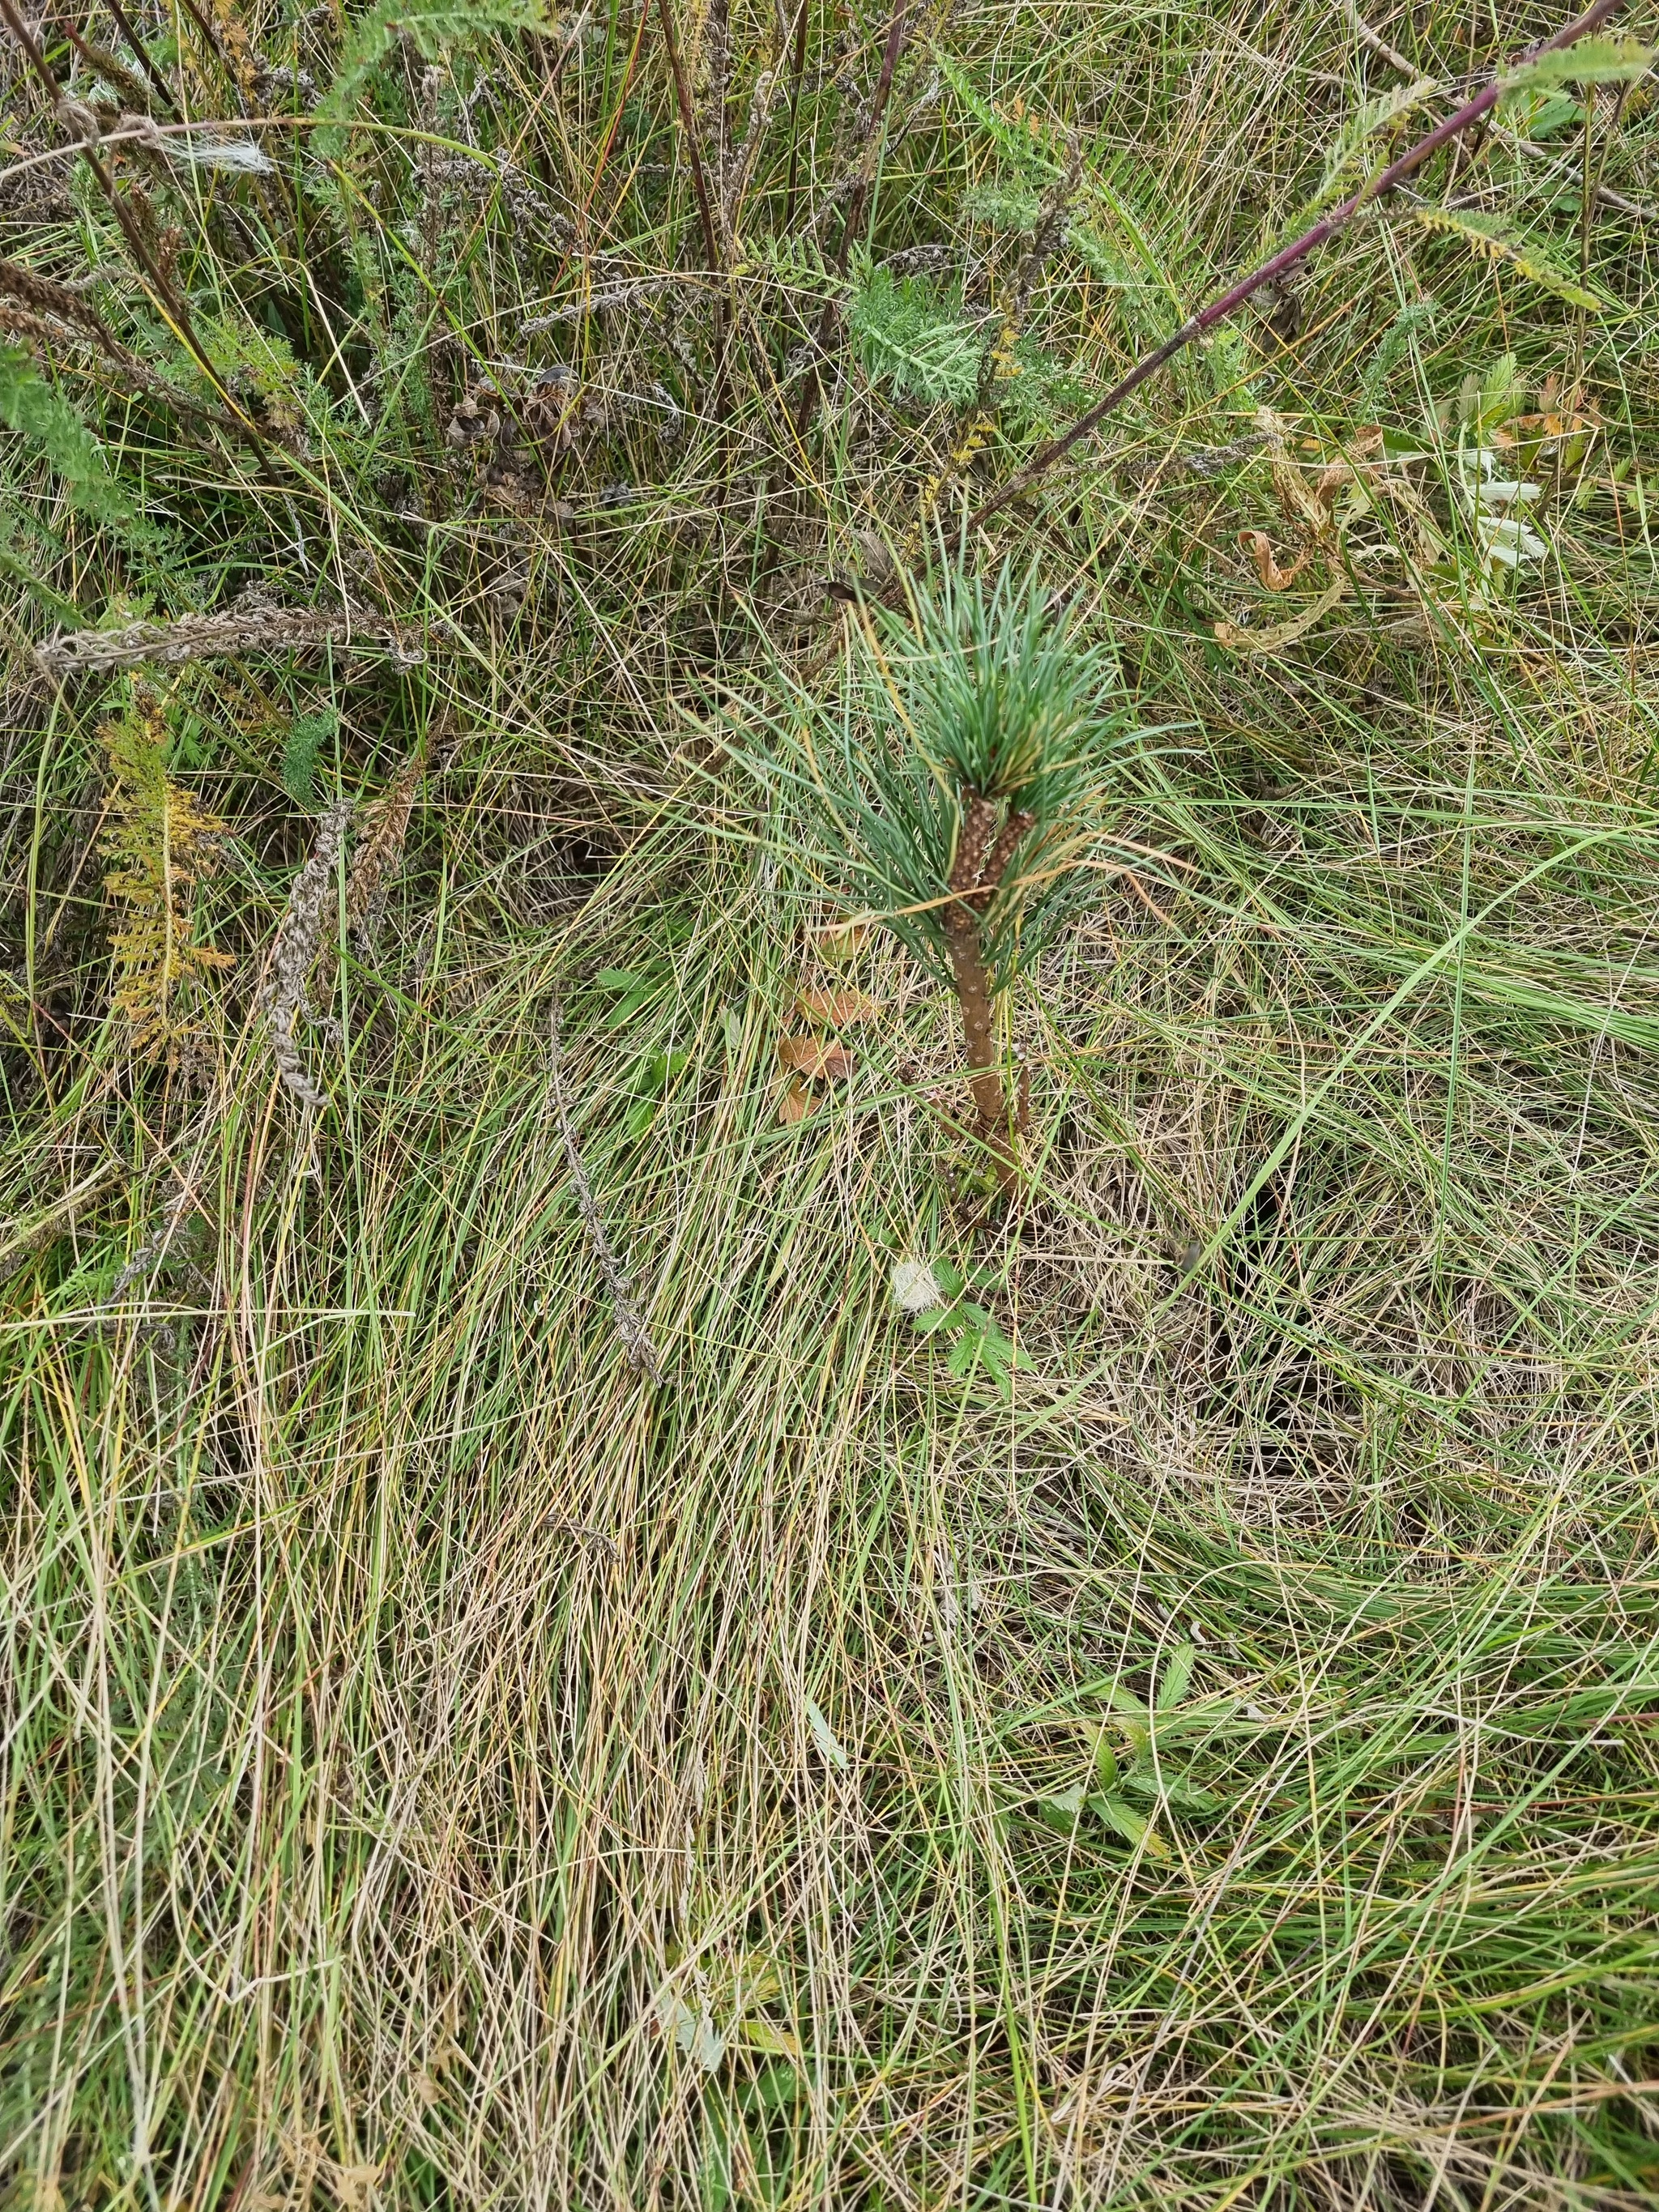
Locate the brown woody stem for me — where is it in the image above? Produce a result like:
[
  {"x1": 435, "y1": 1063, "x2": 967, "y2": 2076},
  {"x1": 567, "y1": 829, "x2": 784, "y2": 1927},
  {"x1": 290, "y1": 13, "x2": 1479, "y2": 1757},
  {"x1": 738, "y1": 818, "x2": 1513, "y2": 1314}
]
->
[{"x1": 943, "y1": 791, "x2": 1023, "y2": 1195}]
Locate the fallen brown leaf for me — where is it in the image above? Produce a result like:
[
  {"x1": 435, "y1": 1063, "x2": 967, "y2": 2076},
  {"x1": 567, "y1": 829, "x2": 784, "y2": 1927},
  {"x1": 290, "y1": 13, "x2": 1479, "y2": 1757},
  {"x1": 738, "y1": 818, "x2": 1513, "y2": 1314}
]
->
[
  {"x1": 777, "y1": 1076, "x2": 815, "y2": 1123},
  {"x1": 796, "y1": 987, "x2": 882, "y2": 1028},
  {"x1": 778, "y1": 1036, "x2": 855, "y2": 1080}
]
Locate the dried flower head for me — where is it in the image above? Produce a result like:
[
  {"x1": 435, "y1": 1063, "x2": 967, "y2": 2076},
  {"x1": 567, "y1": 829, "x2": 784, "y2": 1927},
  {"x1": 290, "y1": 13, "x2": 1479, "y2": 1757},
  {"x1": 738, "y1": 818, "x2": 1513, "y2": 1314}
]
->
[
  {"x1": 346, "y1": 743, "x2": 431, "y2": 951},
  {"x1": 891, "y1": 1258, "x2": 945, "y2": 1315},
  {"x1": 36, "y1": 600, "x2": 422, "y2": 682},
  {"x1": 264, "y1": 800, "x2": 352, "y2": 1110}
]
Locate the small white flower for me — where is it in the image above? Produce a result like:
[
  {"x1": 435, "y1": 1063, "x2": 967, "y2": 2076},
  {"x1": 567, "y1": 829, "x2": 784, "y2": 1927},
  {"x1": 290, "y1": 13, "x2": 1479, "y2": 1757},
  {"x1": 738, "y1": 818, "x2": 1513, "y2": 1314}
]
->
[{"x1": 891, "y1": 1258, "x2": 944, "y2": 1314}]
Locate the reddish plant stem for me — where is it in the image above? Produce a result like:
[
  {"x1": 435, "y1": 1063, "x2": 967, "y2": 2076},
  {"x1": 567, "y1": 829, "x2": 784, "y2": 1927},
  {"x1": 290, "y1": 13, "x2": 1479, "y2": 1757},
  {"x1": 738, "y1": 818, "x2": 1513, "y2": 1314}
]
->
[
  {"x1": 781, "y1": 0, "x2": 812, "y2": 234},
  {"x1": 656, "y1": 0, "x2": 721, "y2": 273},
  {"x1": 967, "y1": 0, "x2": 1627, "y2": 530},
  {"x1": 655, "y1": 0, "x2": 729, "y2": 408},
  {"x1": 945, "y1": 910, "x2": 1011, "y2": 1156}
]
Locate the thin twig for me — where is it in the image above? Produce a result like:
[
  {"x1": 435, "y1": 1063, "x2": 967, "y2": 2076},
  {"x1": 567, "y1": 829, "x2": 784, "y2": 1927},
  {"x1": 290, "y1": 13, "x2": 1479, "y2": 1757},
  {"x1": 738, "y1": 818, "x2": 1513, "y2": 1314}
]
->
[
  {"x1": 1341, "y1": 0, "x2": 1415, "y2": 78},
  {"x1": 548, "y1": 1003, "x2": 665, "y2": 1383},
  {"x1": 100, "y1": 0, "x2": 180, "y2": 111},
  {"x1": 968, "y1": 0, "x2": 1627, "y2": 529}
]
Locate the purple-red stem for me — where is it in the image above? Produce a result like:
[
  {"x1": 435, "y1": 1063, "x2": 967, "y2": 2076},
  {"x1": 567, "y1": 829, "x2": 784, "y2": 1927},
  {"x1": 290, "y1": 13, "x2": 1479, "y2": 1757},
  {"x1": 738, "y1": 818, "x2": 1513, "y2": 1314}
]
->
[{"x1": 968, "y1": 0, "x2": 1627, "y2": 529}]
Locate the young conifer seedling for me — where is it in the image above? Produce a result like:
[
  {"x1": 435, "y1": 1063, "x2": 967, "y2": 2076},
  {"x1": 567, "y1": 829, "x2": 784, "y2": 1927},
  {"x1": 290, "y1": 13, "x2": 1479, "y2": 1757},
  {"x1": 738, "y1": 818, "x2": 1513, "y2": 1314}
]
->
[{"x1": 765, "y1": 564, "x2": 1130, "y2": 1196}]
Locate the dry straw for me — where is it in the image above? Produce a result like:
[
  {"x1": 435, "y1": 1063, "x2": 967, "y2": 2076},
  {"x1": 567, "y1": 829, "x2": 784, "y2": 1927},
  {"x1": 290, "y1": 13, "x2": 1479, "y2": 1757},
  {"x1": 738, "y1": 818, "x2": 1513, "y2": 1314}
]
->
[{"x1": 548, "y1": 1001, "x2": 665, "y2": 1382}]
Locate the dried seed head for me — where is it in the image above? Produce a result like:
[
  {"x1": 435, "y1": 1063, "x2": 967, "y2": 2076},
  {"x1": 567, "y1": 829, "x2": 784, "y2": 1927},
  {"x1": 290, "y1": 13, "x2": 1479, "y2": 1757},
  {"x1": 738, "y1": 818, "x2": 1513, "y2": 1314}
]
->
[
  {"x1": 264, "y1": 800, "x2": 352, "y2": 1110},
  {"x1": 345, "y1": 746, "x2": 429, "y2": 951},
  {"x1": 891, "y1": 1259, "x2": 945, "y2": 1315},
  {"x1": 37, "y1": 602, "x2": 421, "y2": 682}
]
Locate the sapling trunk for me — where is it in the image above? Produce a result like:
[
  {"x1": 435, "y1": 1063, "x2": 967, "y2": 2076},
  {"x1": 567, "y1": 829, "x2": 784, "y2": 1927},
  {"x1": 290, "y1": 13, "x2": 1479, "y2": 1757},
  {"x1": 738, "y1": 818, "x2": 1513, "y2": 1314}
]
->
[
  {"x1": 944, "y1": 792, "x2": 1031, "y2": 1196},
  {"x1": 944, "y1": 907, "x2": 1009, "y2": 1144}
]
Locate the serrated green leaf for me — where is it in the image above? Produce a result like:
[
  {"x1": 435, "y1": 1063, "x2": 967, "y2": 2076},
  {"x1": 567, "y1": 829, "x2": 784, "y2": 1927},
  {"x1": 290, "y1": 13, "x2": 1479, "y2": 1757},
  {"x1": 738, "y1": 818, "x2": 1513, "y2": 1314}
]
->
[
  {"x1": 1088, "y1": 1793, "x2": 1167, "y2": 1853},
  {"x1": 0, "y1": 343, "x2": 131, "y2": 521},
  {"x1": 1094, "y1": 1730, "x2": 1120, "y2": 1793},
  {"x1": 1038, "y1": 1784, "x2": 1088, "y2": 1833},
  {"x1": 1157, "y1": 1642, "x2": 1196, "y2": 1711},
  {"x1": 603, "y1": 982, "x2": 657, "y2": 1028}
]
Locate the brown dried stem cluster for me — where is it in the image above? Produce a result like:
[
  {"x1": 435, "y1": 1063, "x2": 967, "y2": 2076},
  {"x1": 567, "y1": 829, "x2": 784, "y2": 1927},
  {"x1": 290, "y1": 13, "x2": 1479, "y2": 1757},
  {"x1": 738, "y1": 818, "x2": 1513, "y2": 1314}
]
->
[{"x1": 263, "y1": 800, "x2": 352, "y2": 1113}]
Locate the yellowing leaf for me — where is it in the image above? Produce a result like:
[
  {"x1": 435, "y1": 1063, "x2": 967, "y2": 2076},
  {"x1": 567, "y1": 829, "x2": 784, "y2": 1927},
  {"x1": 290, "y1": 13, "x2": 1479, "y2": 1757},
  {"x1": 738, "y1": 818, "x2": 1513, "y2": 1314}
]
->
[
  {"x1": 1237, "y1": 530, "x2": 1309, "y2": 592},
  {"x1": 101, "y1": 688, "x2": 235, "y2": 1056},
  {"x1": 1413, "y1": 207, "x2": 1609, "y2": 313},
  {"x1": 1214, "y1": 578, "x2": 1348, "y2": 654}
]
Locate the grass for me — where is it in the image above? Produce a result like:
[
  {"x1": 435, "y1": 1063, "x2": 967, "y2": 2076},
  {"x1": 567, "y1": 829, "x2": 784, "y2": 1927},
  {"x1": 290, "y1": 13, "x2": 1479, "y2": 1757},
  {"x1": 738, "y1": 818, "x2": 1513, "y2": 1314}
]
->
[{"x1": 2, "y1": 0, "x2": 1659, "y2": 2203}]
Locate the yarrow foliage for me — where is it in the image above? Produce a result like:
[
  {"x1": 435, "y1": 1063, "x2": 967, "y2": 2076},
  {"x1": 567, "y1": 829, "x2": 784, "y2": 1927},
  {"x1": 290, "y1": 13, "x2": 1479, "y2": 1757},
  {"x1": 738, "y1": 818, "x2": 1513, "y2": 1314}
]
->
[{"x1": 100, "y1": 688, "x2": 233, "y2": 1057}]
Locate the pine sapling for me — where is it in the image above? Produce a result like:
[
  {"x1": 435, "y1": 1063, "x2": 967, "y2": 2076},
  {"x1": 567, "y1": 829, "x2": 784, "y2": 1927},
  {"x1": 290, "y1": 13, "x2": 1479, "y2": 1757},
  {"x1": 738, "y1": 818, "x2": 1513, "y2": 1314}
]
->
[{"x1": 753, "y1": 564, "x2": 1132, "y2": 1197}]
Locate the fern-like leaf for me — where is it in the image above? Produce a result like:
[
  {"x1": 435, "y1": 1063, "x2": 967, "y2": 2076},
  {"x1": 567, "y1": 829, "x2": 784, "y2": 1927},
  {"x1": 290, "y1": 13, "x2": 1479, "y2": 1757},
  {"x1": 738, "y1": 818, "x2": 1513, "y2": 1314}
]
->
[
  {"x1": 1504, "y1": 35, "x2": 1654, "y2": 95},
  {"x1": 102, "y1": 690, "x2": 234, "y2": 1056},
  {"x1": 0, "y1": 343, "x2": 131, "y2": 521},
  {"x1": 1294, "y1": 77, "x2": 1439, "y2": 226},
  {"x1": 1413, "y1": 207, "x2": 1607, "y2": 313},
  {"x1": 847, "y1": 264, "x2": 980, "y2": 407}
]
